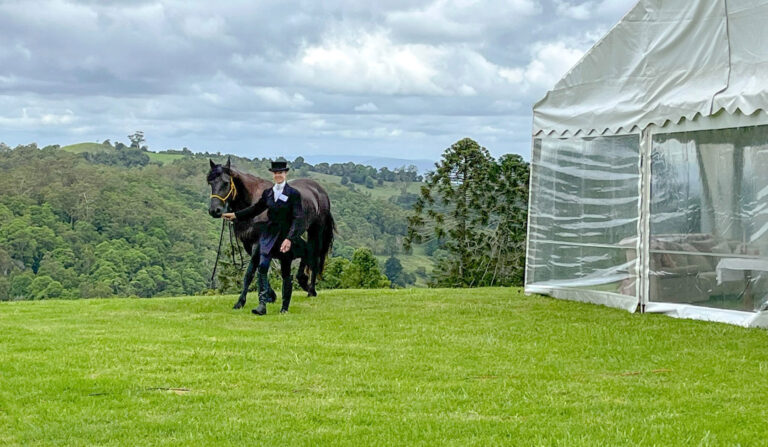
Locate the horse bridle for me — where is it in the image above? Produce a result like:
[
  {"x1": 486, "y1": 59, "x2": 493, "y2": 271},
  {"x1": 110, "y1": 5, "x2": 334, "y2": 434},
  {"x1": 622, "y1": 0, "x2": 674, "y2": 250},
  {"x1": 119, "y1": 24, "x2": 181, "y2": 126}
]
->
[
  {"x1": 209, "y1": 174, "x2": 246, "y2": 289},
  {"x1": 210, "y1": 176, "x2": 237, "y2": 203}
]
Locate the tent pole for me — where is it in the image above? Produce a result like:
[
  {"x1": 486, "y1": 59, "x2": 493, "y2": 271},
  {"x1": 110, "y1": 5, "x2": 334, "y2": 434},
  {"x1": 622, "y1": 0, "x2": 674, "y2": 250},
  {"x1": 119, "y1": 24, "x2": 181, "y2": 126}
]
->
[{"x1": 638, "y1": 126, "x2": 653, "y2": 312}]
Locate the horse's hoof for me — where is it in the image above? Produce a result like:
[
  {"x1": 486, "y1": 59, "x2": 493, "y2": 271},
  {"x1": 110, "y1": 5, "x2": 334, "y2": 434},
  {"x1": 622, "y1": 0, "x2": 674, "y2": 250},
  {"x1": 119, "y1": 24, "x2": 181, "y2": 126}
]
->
[
  {"x1": 297, "y1": 275, "x2": 309, "y2": 292},
  {"x1": 233, "y1": 300, "x2": 245, "y2": 309},
  {"x1": 307, "y1": 289, "x2": 317, "y2": 298},
  {"x1": 265, "y1": 289, "x2": 277, "y2": 303}
]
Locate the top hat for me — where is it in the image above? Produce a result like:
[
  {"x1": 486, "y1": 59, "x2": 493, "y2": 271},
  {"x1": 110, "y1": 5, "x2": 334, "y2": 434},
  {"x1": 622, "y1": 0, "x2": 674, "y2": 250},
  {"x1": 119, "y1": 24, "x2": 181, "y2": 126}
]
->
[{"x1": 268, "y1": 160, "x2": 289, "y2": 172}]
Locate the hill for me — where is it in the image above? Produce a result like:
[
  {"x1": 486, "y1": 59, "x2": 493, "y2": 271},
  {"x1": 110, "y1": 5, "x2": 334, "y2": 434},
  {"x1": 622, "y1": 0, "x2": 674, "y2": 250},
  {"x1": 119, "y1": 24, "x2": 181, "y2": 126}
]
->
[
  {"x1": 61, "y1": 143, "x2": 185, "y2": 165},
  {"x1": 60, "y1": 142, "x2": 114, "y2": 154},
  {"x1": 2, "y1": 288, "x2": 767, "y2": 445},
  {"x1": 303, "y1": 154, "x2": 435, "y2": 173},
  {"x1": 0, "y1": 144, "x2": 430, "y2": 300}
]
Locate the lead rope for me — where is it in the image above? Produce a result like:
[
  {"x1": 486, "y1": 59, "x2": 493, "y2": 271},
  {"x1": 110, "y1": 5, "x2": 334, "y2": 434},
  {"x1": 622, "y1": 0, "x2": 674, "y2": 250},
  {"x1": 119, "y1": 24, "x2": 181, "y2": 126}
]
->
[
  {"x1": 210, "y1": 220, "x2": 248, "y2": 290},
  {"x1": 210, "y1": 219, "x2": 227, "y2": 289},
  {"x1": 228, "y1": 220, "x2": 247, "y2": 270}
]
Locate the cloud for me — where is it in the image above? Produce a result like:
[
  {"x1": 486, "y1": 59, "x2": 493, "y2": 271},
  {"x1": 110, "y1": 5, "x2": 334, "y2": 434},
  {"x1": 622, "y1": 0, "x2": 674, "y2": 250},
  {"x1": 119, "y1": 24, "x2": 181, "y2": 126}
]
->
[
  {"x1": 290, "y1": 29, "x2": 528, "y2": 98},
  {"x1": 0, "y1": 106, "x2": 76, "y2": 128},
  {"x1": 0, "y1": 0, "x2": 635, "y2": 160},
  {"x1": 253, "y1": 87, "x2": 313, "y2": 109},
  {"x1": 354, "y1": 102, "x2": 379, "y2": 112},
  {"x1": 291, "y1": 30, "x2": 445, "y2": 95},
  {"x1": 386, "y1": 0, "x2": 541, "y2": 41},
  {"x1": 554, "y1": 1, "x2": 594, "y2": 20},
  {"x1": 554, "y1": 0, "x2": 635, "y2": 21},
  {"x1": 523, "y1": 41, "x2": 585, "y2": 89}
]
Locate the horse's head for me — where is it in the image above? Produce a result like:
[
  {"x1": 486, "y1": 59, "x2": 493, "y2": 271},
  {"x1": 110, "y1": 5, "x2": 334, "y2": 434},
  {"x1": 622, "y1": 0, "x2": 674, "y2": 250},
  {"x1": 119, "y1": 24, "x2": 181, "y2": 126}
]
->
[{"x1": 207, "y1": 157, "x2": 235, "y2": 218}]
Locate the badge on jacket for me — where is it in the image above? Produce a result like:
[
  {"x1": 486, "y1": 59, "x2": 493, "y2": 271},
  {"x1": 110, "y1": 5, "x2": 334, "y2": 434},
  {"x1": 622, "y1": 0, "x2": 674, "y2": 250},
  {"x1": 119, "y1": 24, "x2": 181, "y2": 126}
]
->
[{"x1": 278, "y1": 193, "x2": 289, "y2": 202}]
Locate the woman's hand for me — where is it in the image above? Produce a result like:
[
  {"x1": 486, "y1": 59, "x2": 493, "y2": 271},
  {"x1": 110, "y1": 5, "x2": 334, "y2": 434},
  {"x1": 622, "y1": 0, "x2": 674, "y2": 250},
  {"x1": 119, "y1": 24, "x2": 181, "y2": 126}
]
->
[
  {"x1": 280, "y1": 239, "x2": 292, "y2": 253},
  {"x1": 222, "y1": 212, "x2": 236, "y2": 221}
]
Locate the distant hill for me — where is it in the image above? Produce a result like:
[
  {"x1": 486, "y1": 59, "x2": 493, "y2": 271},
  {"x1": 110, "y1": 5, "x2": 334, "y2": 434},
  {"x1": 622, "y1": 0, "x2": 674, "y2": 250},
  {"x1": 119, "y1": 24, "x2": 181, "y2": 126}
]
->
[
  {"x1": 0, "y1": 143, "x2": 432, "y2": 300},
  {"x1": 60, "y1": 143, "x2": 184, "y2": 165},
  {"x1": 302, "y1": 155, "x2": 436, "y2": 174},
  {"x1": 60, "y1": 142, "x2": 114, "y2": 154}
]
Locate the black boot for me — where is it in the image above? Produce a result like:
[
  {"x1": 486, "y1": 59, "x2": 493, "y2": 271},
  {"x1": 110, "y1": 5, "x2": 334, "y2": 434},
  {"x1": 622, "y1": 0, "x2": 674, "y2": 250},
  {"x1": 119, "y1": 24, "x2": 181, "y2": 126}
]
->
[
  {"x1": 280, "y1": 276, "x2": 293, "y2": 313},
  {"x1": 259, "y1": 275, "x2": 276, "y2": 303},
  {"x1": 252, "y1": 271, "x2": 269, "y2": 316}
]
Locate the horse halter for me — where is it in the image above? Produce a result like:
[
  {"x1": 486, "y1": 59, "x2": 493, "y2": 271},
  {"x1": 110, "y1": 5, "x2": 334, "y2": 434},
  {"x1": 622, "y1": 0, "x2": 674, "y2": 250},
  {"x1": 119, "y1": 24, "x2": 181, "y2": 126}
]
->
[{"x1": 210, "y1": 176, "x2": 237, "y2": 203}]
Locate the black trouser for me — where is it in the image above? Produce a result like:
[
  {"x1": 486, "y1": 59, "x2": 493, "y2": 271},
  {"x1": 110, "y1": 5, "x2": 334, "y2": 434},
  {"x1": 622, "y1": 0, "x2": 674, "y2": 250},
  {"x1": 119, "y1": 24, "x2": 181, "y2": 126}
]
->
[{"x1": 257, "y1": 252, "x2": 293, "y2": 278}]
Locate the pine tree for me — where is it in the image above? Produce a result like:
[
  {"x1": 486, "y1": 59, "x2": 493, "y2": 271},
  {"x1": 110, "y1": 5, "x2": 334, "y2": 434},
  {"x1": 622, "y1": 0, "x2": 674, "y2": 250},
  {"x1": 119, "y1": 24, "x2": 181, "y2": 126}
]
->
[{"x1": 406, "y1": 138, "x2": 495, "y2": 287}]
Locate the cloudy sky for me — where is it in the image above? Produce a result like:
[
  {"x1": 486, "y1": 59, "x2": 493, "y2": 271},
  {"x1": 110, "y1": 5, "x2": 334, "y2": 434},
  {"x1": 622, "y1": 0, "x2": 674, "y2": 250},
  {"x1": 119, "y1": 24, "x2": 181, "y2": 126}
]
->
[{"x1": 0, "y1": 0, "x2": 636, "y2": 162}]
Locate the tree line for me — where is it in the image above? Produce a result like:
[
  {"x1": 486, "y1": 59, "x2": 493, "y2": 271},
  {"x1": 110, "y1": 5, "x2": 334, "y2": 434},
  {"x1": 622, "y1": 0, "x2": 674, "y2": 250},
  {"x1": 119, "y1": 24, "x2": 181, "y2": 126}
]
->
[{"x1": 0, "y1": 137, "x2": 529, "y2": 300}]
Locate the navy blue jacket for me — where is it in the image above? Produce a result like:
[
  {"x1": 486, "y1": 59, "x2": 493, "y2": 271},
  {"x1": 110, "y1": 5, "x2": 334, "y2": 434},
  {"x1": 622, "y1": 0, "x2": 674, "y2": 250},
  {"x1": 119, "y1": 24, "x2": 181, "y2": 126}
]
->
[{"x1": 234, "y1": 183, "x2": 304, "y2": 255}]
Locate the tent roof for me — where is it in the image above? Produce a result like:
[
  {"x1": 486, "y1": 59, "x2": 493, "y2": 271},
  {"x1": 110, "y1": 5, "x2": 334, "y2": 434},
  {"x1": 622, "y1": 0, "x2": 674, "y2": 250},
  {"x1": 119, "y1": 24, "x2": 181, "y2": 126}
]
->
[{"x1": 533, "y1": 0, "x2": 768, "y2": 137}]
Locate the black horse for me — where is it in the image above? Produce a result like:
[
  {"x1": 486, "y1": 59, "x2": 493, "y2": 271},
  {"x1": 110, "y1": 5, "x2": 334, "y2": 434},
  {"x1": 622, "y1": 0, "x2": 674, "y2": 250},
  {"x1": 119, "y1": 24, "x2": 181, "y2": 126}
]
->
[{"x1": 207, "y1": 159, "x2": 334, "y2": 308}]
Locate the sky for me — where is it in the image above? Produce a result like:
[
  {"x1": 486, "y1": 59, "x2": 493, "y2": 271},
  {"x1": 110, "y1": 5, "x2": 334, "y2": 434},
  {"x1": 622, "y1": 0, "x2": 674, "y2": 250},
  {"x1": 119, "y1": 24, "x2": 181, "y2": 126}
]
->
[{"x1": 0, "y1": 0, "x2": 637, "y2": 162}]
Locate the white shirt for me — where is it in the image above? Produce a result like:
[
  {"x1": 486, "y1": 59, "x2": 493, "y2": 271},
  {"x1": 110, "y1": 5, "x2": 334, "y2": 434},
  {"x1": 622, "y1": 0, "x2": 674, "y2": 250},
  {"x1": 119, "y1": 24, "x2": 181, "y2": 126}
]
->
[{"x1": 273, "y1": 181, "x2": 286, "y2": 198}]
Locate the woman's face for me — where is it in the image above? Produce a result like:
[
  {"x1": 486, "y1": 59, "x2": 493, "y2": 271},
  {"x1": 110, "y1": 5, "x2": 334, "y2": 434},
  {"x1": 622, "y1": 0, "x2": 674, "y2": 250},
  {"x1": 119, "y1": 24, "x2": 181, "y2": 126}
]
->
[{"x1": 273, "y1": 170, "x2": 287, "y2": 184}]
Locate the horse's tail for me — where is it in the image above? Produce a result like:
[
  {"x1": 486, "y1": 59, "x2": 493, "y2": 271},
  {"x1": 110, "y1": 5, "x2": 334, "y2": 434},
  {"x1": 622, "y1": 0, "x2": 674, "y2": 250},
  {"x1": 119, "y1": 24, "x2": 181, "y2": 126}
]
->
[{"x1": 317, "y1": 212, "x2": 335, "y2": 275}]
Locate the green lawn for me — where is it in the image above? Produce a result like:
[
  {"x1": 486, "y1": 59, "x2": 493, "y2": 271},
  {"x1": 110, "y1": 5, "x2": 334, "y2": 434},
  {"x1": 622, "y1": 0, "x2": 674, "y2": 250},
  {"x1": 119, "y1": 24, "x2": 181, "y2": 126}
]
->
[
  {"x1": 305, "y1": 171, "x2": 423, "y2": 202},
  {"x1": 2, "y1": 289, "x2": 768, "y2": 445},
  {"x1": 60, "y1": 142, "x2": 113, "y2": 154},
  {"x1": 147, "y1": 152, "x2": 186, "y2": 165}
]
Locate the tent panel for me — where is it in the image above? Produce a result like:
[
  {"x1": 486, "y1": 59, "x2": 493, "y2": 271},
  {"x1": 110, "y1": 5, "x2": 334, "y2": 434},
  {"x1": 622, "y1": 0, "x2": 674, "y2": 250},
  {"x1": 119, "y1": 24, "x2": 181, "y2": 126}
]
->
[
  {"x1": 525, "y1": 134, "x2": 641, "y2": 309},
  {"x1": 533, "y1": 0, "x2": 768, "y2": 137},
  {"x1": 648, "y1": 124, "x2": 768, "y2": 312}
]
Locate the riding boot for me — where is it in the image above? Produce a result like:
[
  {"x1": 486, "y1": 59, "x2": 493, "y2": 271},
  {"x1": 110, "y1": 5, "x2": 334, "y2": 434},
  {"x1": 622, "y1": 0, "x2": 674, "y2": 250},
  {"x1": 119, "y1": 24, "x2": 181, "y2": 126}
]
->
[
  {"x1": 280, "y1": 275, "x2": 293, "y2": 313},
  {"x1": 252, "y1": 271, "x2": 269, "y2": 316},
  {"x1": 259, "y1": 275, "x2": 276, "y2": 303}
]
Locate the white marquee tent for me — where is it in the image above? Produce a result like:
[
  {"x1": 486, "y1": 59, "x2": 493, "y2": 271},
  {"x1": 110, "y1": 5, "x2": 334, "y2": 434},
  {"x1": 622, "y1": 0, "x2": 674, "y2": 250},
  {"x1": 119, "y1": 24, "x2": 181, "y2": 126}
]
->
[{"x1": 525, "y1": 0, "x2": 768, "y2": 327}]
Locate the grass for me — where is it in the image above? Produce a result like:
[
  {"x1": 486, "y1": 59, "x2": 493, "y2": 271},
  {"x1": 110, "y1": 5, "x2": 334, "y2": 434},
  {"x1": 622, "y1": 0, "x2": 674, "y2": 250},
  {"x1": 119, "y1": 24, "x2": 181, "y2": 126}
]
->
[
  {"x1": 3, "y1": 289, "x2": 768, "y2": 445},
  {"x1": 60, "y1": 142, "x2": 114, "y2": 154},
  {"x1": 305, "y1": 171, "x2": 423, "y2": 202},
  {"x1": 147, "y1": 152, "x2": 186, "y2": 165},
  {"x1": 60, "y1": 143, "x2": 185, "y2": 166}
]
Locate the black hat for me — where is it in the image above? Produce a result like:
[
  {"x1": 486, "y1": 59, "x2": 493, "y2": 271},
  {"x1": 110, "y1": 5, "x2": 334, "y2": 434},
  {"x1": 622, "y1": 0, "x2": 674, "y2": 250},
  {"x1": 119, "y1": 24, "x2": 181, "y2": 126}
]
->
[{"x1": 268, "y1": 160, "x2": 289, "y2": 172}]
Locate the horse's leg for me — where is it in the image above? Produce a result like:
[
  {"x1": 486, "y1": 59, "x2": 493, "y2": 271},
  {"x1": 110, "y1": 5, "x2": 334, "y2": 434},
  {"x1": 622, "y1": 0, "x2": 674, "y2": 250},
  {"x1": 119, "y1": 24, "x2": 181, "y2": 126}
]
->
[
  {"x1": 279, "y1": 255, "x2": 293, "y2": 313},
  {"x1": 308, "y1": 230, "x2": 320, "y2": 297},
  {"x1": 308, "y1": 262, "x2": 318, "y2": 297},
  {"x1": 296, "y1": 257, "x2": 310, "y2": 292},
  {"x1": 234, "y1": 255, "x2": 256, "y2": 309}
]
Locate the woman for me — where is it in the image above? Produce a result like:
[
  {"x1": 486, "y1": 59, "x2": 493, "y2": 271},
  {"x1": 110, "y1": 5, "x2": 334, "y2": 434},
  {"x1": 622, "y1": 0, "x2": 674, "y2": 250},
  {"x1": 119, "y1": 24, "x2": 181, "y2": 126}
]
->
[{"x1": 222, "y1": 160, "x2": 304, "y2": 315}]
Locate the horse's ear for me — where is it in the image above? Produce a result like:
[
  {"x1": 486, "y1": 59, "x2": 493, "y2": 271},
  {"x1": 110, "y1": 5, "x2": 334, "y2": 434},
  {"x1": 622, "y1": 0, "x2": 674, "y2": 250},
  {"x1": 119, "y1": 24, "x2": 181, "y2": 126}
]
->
[
  {"x1": 209, "y1": 159, "x2": 216, "y2": 170},
  {"x1": 225, "y1": 157, "x2": 231, "y2": 170}
]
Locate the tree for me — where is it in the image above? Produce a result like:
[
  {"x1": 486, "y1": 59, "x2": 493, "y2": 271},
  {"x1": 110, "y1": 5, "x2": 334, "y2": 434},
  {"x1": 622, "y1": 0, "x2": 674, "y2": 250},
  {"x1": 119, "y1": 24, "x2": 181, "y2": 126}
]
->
[
  {"x1": 317, "y1": 257, "x2": 350, "y2": 289},
  {"x1": 396, "y1": 164, "x2": 419, "y2": 195},
  {"x1": 340, "y1": 248, "x2": 389, "y2": 288},
  {"x1": 128, "y1": 131, "x2": 145, "y2": 150},
  {"x1": 384, "y1": 256, "x2": 403, "y2": 283},
  {"x1": 28, "y1": 275, "x2": 64, "y2": 300},
  {"x1": 485, "y1": 154, "x2": 529, "y2": 286},
  {"x1": 405, "y1": 138, "x2": 496, "y2": 287}
]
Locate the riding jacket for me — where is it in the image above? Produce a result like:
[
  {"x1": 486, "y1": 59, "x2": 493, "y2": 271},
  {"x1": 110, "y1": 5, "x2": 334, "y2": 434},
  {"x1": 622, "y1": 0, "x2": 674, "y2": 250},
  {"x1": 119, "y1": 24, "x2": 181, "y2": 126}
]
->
[{"x1": 234, "y1": 183, "x2": 304, "y2": 255}]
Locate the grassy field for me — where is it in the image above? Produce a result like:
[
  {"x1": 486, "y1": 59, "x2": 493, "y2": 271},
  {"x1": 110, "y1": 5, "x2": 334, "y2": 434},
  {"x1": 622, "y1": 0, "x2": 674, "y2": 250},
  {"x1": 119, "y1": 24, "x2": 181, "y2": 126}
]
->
[
  {"x1": 60, "y1": 142, "x2": 113, "y2": 154},
  {"x1": 60, "y1": 143, "x2": 185, "y2": 165},
  {"x1": 2, "y1": 288, "x2": 768, "y2": 445},
  {"x1": 306, "y1": 171, "x2": 423, "y2": 201},
  {"x1": 146, "y1": 151, "x2": 186, "y2": 164}
]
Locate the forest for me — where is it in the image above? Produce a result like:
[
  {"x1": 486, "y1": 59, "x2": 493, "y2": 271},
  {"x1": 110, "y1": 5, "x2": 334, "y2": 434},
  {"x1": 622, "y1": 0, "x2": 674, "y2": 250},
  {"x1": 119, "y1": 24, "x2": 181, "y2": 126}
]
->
[{"x1": 0, "y1": 138, "x2": 528, "y2": 300}]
